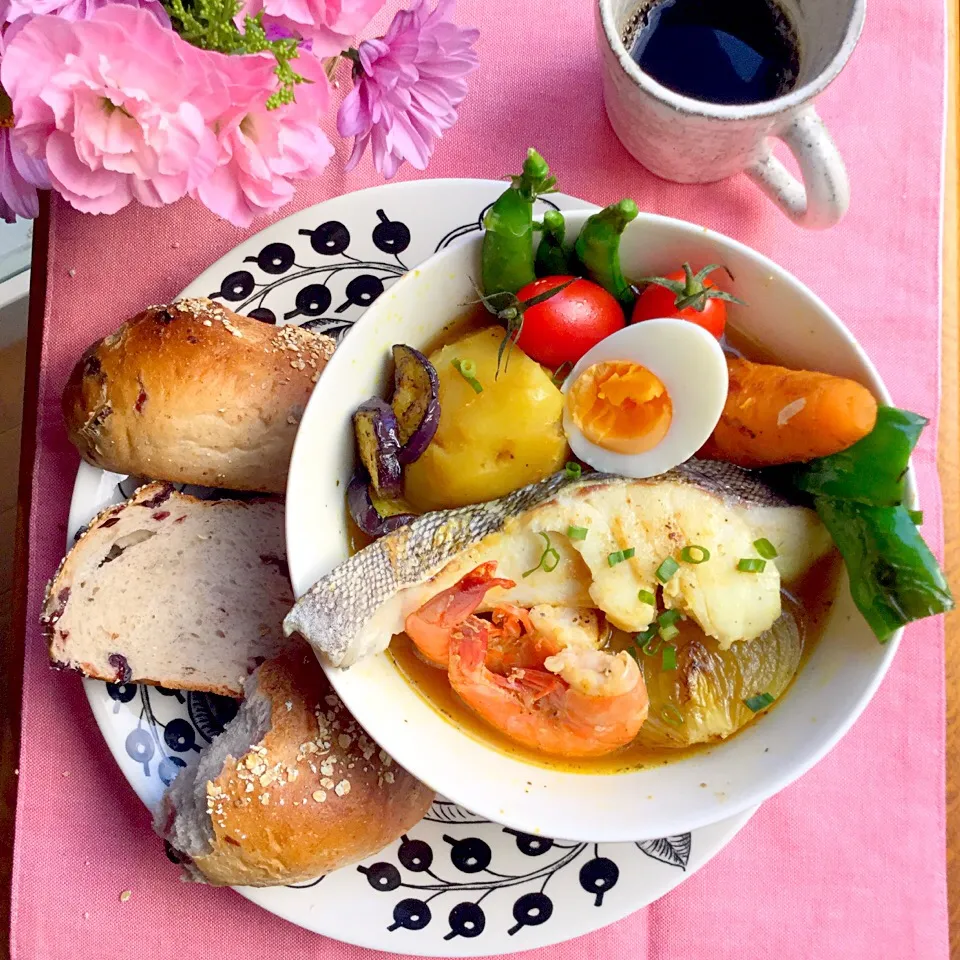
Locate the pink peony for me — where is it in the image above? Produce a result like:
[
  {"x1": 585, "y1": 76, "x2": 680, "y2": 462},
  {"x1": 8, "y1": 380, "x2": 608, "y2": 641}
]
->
[
  {"x1": 191, "y1": 50, "x2": 334, "y2": 228},
  {"x1": 2, "y1": 7, "x2": 217, "y2": 215},
  {"x1": 337, "y1": 0, "x2": 478, "y2": 179},
  {"x1": 236, "y1": 0, "x2": 385, "y2": 56},
  {"x1": 5, "y1": 0, "x2": 168, "y2": 24}
]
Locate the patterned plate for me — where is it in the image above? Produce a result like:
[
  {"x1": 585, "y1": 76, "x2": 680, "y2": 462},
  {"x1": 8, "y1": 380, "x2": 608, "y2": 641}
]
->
[{"x1": 70, "y1": 179, "x2": 756, "y2": 956}]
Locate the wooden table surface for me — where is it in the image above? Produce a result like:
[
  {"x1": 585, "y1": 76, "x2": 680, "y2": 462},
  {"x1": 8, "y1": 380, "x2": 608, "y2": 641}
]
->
[{"x1": 2, "y1": 11, "x2": 958, "y2": 958}]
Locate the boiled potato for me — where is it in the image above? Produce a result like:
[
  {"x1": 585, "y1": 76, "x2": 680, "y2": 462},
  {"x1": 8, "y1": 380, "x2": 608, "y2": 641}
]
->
[
  {"x1": 634, "y1": 608, "x2": 803, "y2": 749},
  {"x1": 404, "y1": 326, "x2": 569, "y2": 512}
]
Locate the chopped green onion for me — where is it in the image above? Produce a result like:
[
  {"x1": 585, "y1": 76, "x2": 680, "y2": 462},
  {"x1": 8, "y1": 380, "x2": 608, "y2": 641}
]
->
[
  {"x1": 655, "y1": 557, "x2": 679, "y2": 583},
  {"x1": 451, "y1": 358, "x2": 482, "y2": 393},
  {"x1": 680, "y1": 544, "x2": 710, "y2": 564},
  {"x1": 567, "y1": 525, "x2": 588, "y2": 541},
  {"x1": 642, "y1": 633, "x2": 663, "y2": 656},
  {"x1": 737, "y1": 558, "x2": 767, "y2": 573},
  {"x1": 661, "y1": 644, "x2": 677, "y2": 671},
  {"x1": 607, "y1": 547, "x2": 635, "y2": 567},
  {"x1": 658, "y1": 609, "x2": 683, "y2": 628},
  {"x1": 565, "y1": 461, "x2": 582, "y2": 480},
  {"x1": 627, "y1": 646, "x2": 642, "y2": 663},
  {"x1": 660, "y1": 704, "x2": 684, "y2": 727},
  {"x1": 635, "y1": 626, "x2": 658, "y2": 644},
  {"x1": 637, "y1": 589, "x2": 656, "y2": 607},
  {"x1": 659, "y1": 624, "x2": 679, "y2": 643},
  {"x1": 753, "y1": 538, "x2": 778, "y2": 559},
  {"x1": 743, "y1": 692, "x2": 775, "y2": 712},
  {"x1": 910, "y1": 509, "x2": 924, "y2": 525},
  {"x1": 523, "y1": 532, "x2": 561, "y2": 578}
]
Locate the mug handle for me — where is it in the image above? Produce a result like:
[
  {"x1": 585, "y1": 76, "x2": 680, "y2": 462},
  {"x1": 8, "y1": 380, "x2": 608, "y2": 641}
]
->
[{"x1": 745, "y1": 106, "x2": 850, "y2": 230}]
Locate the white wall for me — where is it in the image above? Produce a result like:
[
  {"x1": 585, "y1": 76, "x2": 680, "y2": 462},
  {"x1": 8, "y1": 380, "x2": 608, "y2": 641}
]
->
[
  {"x1": 0, "y1": 218, "x2": 31, "y2": 282},
  {"x1": 0, "y1": 219, "x2": 31, "y2": 349}
]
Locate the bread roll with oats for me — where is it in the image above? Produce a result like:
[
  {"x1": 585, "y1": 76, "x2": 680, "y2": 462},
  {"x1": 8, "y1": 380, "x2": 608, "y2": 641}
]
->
[
  {"x1": 156, "y1": 642, "x2": 435, "y2": 886},
  {"x1": 62, "y1": 299, "x2": 336, "y2": 494}
]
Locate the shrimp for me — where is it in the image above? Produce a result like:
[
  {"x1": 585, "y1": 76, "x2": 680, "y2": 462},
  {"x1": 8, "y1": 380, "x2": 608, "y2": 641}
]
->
[
  {"x1": 404, "y1": 563, "x2": 514, "y2": 667},
  {"x1": 448, "y1": 619, "x2": 649, "y2": 758},
  {"x1": 484, "y1": 603, "x2": 568, "y2": 672},
  {"x1": 485, "y1": 605, "x2": 608, "y2": 673}
]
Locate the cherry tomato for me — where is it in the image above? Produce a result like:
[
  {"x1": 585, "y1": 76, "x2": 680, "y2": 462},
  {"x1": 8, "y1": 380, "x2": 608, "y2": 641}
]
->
[
  {"x1": 631, "y1": 263, "x2": 741, "y2": 339},
  {"x1": 513, "y1": 276, "x2": 625, "y2": 369}
]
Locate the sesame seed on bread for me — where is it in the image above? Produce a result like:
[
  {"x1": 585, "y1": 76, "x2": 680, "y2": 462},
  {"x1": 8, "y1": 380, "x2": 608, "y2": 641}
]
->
[
  {"x1": 61, "y1": 299, "x2": 336, "y2": 494},
  {"x1": 156, "y1": 642, "x2": 435, "y2": 886}
]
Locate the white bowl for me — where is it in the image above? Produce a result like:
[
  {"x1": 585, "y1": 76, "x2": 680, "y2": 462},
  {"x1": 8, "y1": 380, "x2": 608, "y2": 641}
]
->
[{"x1": 286, "y1": 208, "x2": 902, "y2": 842}]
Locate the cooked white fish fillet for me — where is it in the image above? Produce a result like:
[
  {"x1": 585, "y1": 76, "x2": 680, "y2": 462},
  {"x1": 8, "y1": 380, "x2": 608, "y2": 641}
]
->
[
  {"x1": 528, "y1": 605, "x2": 603, "y2": 650},
  {"x1": 285, "y1": 462, "x2": 832, "y2": 666}
]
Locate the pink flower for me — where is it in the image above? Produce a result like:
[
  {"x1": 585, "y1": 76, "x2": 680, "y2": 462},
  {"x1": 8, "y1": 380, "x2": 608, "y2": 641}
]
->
[
  {"x1": 2, "y1": 7, "x2": 217, "y2": 215},
  {"x1": 5, "y1": 0, "x2": 168, "y2": 24},
  {"x1": 337, "y1": 0, "x2": 478, "y2": 179},
  {"x1": 0, "y1": 26, "x2": 50, "y2": 222},
  {"x1": 0, "y1": 126, "x2": 47, "y2": 222},
  {"x1": 191, "y1": 50, "x2": 334, "y2": 228},
  {"x1": 236, "y1": 0, "x2": 385, "y2": 56}
]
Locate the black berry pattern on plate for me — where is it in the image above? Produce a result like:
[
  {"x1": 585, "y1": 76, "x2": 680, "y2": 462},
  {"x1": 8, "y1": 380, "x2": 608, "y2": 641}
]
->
[
  {"x1": 353, "y1": 809, "x2": 690, "y2": 940},
  {"x1": 112, "y1": 682, "x2": 238, "y2": 784},
  {"x1": 206, "y1": 212, "x2": 410, "y2": 344}
]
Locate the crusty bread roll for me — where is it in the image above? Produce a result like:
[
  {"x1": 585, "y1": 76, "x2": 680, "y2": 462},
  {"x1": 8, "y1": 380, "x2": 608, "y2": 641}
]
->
[
  {"x1": 42, "y1": 482, "x2": 293, "y2": 697},
  {"x1": 62, "y1": 299, "x2": 336, "y2": 493},
  {"x1": 156, "y1": 642, "x2": 435, "y2": 886}
]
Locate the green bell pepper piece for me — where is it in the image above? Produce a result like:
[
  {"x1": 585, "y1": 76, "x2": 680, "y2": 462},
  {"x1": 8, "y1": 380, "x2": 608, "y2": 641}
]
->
[
  {"x1": 789, "y1": 406, "x2": 928, "y2": 506},
  {"x1": 814, "y1": 498, "x2": 953, "y2": 642}
]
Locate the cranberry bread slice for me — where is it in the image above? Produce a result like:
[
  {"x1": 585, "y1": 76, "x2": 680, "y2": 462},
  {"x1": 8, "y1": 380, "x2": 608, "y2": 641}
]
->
[{"x1": 42, "y1": 482, "x2": 294, "y2": 696}]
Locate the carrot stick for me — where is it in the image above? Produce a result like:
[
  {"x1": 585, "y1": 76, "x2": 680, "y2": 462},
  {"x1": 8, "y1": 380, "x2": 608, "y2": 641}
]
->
[{"x1": 699, "y1": 357, "x2": 878, "y2": 467}]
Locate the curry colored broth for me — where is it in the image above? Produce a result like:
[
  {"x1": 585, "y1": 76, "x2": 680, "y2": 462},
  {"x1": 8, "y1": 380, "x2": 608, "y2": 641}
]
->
[
  {"x1": 388, "y1": 551, "x2": 842, "y2": 775},
  {"x1": 351, "y1": 314, "x2": 844, "y2": 772}
]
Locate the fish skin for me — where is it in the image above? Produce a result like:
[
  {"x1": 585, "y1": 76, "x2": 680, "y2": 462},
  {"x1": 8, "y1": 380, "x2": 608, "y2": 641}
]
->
[{"x1": 284, "y1": 461, "x2": 802, "y2": 667}]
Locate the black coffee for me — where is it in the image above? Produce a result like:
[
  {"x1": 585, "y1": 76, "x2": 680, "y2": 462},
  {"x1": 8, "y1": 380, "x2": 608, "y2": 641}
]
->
[{"x1": 623, "y1": 0, "x2": 800, "y2": 105}]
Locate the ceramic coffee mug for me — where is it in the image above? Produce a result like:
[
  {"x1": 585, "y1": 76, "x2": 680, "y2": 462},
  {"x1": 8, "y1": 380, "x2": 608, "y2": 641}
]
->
[{"x1": 596, "y1": 0, "x2": 866, "y2": 229}]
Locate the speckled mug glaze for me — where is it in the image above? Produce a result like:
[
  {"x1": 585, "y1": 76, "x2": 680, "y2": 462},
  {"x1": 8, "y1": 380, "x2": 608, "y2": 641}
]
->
[{"x1": 597, "y1": 0, "x2": 866, "y2": 229}]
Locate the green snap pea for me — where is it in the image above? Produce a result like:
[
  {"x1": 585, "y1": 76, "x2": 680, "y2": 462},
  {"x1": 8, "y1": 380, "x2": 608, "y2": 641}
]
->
[
  {"x1": 534, "y1": 209, "x2": 572, "y2": 277},
  {"x1": 574, "y1": 198, "x2": 639, "y2": 308},
  {"x1": 482, "y1": 148, "x2": 556, "y2": 296}
]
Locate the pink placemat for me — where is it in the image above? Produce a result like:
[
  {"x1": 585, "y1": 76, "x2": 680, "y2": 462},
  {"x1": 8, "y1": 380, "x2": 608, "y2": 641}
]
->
[{"x1": 11, "y1": 0, "x2": 948, "y2": 955}]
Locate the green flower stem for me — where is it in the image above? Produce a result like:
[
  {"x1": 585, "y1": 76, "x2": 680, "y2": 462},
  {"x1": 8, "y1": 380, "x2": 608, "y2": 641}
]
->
[{"x1": 161, "y1": 0, "x2": 305, "y2": 108}]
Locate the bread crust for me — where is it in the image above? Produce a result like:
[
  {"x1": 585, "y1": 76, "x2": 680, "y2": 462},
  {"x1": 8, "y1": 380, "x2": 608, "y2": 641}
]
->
[
  {"x1": 163, "y1": 644, "x2": 435, "y2": 886},
  {"x1": 62, "y1": 299, "x2": 336, "y2": 494}
]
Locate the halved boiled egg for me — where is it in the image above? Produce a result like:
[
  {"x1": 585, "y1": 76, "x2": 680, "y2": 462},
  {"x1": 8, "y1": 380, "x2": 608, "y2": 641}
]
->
[{"x1": 561, "y1": 319, "x2": 728, "y2": 478}]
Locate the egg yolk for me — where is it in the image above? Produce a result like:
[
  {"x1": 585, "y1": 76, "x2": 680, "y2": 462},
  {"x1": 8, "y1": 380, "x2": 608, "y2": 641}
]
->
[{"x1": 567, "y1": 360, "x2": 672, "y2": 454}]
